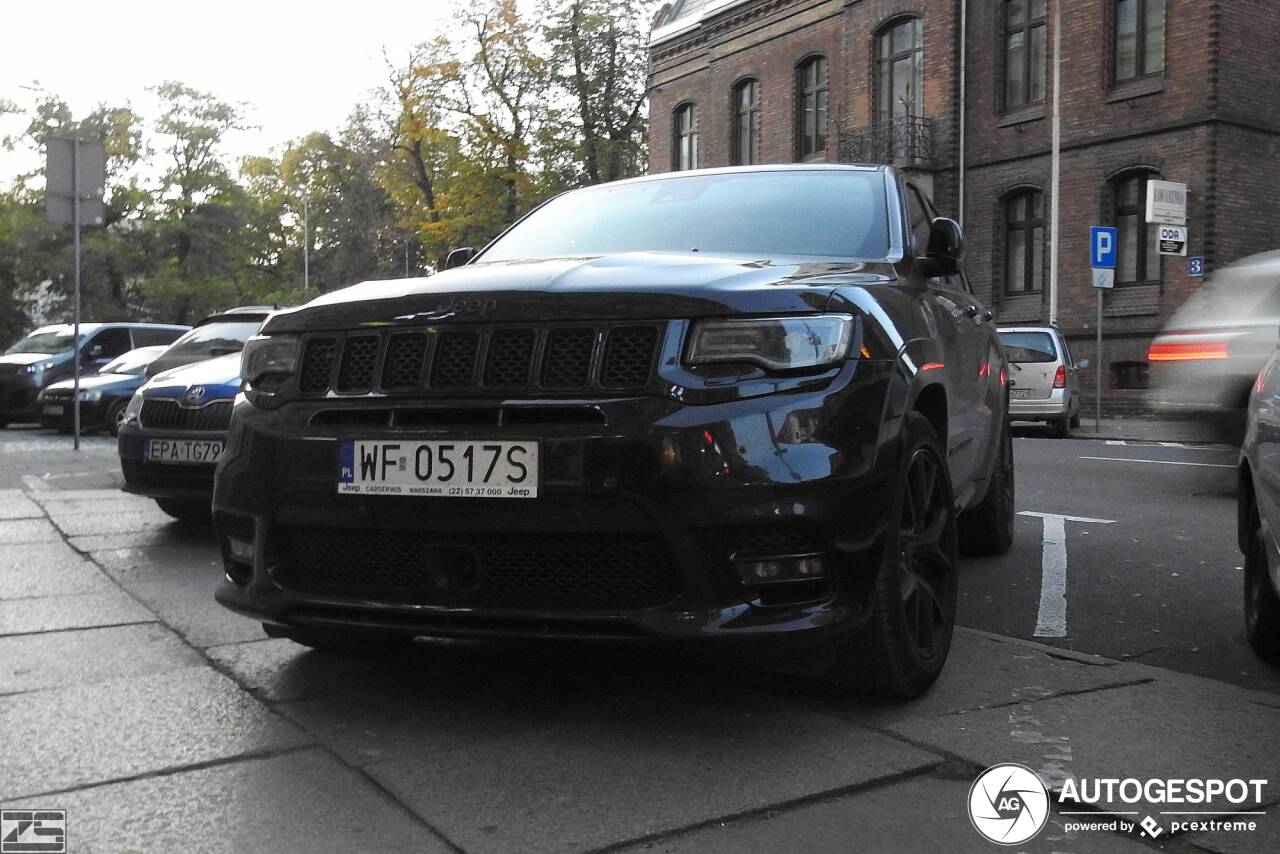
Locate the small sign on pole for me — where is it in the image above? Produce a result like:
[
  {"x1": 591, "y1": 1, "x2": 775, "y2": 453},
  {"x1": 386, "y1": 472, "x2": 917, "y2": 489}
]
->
[{"x1": 1089, "y1": 226, "x2": 1117, "y2": 433}]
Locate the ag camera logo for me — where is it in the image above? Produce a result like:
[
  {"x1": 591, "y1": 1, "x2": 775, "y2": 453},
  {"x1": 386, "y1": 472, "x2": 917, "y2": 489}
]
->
[{"x1": 969, "y1": 763, "x2": 1051, "y2": 845}]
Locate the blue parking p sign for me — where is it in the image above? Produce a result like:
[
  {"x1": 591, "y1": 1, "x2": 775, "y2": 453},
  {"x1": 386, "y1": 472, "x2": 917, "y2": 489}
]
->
[{"x1": 1091, "y1": 226, "x2": 1118, "y2": 269}]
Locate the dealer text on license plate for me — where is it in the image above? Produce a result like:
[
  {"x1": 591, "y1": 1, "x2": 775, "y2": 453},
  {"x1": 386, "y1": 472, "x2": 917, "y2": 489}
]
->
[
  {"x1": 338, "y1": 440, "x2": 539, "y2": 498},
  {"x1": 146, "y1": 438, "x2": 225, "y2": 464},
  {"x1": 1010, "y1": 389, "x2": 1037, "y2": 399}
]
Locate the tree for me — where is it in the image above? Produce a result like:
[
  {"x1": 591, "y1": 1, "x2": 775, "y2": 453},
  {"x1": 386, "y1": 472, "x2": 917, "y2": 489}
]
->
[{"x1": 543, "y1": 0, "x2": 649, "y2": 184}]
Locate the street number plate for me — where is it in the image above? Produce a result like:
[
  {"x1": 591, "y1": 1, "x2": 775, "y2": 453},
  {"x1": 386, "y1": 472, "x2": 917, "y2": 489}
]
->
[
  {"x1": 338, "y1": 439, "x2": 539, "y2": 498},
  {"x1": 145, "y1": 438, "x2": 225, "y2": 465}
]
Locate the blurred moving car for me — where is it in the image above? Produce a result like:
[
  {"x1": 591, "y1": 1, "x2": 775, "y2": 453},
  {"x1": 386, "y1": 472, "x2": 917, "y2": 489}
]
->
[
  {"x1": 0, "y1": 322, "x2": 189, "y2": 427},
  {"x1": 144, "y1": 306, "x2": 274, "y2": 379},
  {"x1": 1239, "y1": 347, "x2": 1280, "y2": 662},
  {"x1": 38, "y1": 345, "x2": 169, "y2": 435},
  {"x1": 1149, "y1": 250, "x2": 1280, "y2": 412},
  {"x1": 998, "y1": 325, "x2": 1084, "y2": 438},
  {"x1": 118, "y1": 353, "x2": 241, "y2": 521}
]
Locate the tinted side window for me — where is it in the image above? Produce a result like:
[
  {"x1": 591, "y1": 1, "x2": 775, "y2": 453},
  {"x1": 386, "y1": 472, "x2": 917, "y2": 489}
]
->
[
  {"x1": 87, "y1": 328, "x2": 132, "y2": 359},
  {"x1": 905, "y1": 185, "x2": 932, "y2": 257},
  {"x1": 133, "y1": 327, "x2": 184, "y2": 347}
]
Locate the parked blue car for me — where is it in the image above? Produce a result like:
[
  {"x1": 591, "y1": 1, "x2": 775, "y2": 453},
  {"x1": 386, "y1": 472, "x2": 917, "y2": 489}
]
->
[{"x1": 118, "y1": 353, "x2": 242, "y2": 521}]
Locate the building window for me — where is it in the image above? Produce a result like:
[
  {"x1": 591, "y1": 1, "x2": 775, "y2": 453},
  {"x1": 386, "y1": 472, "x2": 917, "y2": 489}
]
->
[
  {"x1": 1113, "y1": 172, "x2": 1160, "y2": 285},
  {"x1": 1115, "y1": 0, "x2": 1166, "y2": 81},
  {"x1": 1004, "y1": 190, "x2": 1045, "y2": 294},
  {"x1": 796, "y1": 57, "x2": 828, "y2": 160},
  {"x1": 1005, "y1": 0, "x2": 1047, "y2": 109},
  {"x1": 877, "y1": 18, "x2": 924, "y2": 125},
  {"x1": 733, "y1": 79, "x2": 760, "y2": 165},
  {"x1": 673, "y1": 103, "x2": 698, "y2": 171}
]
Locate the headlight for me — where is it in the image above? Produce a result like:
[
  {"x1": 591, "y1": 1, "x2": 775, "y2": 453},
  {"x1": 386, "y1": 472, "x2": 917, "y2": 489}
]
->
[
  {"x1": 24, "y1": 361, "x2": 53, "y2": 374},
  {"x1": 687, "y1": 315, "x2": 855, "y2": 371},
  {"x1": 123, "y1": 391, "x2": 144, "y2": 424},
  {"x1": 79, "y1": 390, "x2": 102, "y2": 402},
  {"x1": 241, "y1": 334, "x2": 299, "y2": 388}
]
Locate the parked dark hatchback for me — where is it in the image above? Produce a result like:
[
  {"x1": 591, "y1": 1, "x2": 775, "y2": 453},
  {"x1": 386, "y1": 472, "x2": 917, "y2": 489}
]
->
[
  {"x1": 0, "y1": 322, "x2": 188, "y2": 426},
  {"x1": 213, "y1": 165, "x2": 1013, "y2": 698},
  {"x1": 144, "y1": 306, "x2": 274, "y2": 379}
]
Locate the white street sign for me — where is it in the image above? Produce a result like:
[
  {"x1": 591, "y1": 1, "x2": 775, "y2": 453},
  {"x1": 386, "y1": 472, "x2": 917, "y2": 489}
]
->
[
  {"x1": 1146, "y1": 179, "x2": 1188, "y2": 225},
  {"x1": 1092, "y1": 268, "x2": 1115, "y2": 289},
  {"x1": 1157, "y1": 224, "x2": 1188, "y2": 256}
]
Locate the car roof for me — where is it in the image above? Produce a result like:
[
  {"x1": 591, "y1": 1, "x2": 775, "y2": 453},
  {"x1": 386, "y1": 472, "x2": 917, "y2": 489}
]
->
[
  {"x1": 997, "y1": 325, "x2": 1062, "y2": 334},
  {"x1": 28, "y1": 322, "x2": 187, "y2": 334},
  {"x1": 194, "y1": 306, "x2": 277, "y2": 326},
  {"x1": 566, "y1": 163, "x2": 888, "y2": 193}
]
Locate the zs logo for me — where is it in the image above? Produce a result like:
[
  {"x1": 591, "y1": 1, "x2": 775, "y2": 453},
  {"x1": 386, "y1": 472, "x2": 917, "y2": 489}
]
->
[{"x1": 1, "y1": 810, "x2": 65, "y2": 854}]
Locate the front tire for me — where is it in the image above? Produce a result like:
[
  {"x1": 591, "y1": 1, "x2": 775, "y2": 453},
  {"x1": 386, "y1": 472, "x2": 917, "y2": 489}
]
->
[
  {"x1": 155, "y1": 498, "x2": 210, "y2": 523},
  {"x1": 959, "y1": 418, "x2": 1015, "y2": 556},
  {"x1": 824, "y1": 412, "x2": 958, "y2": 699},
  {"x1": 106, "y1": 399, "x2": 128, "y2": 437},
  {"x1": 1245, "y1": 528, "x2": 1280, "y2": 662},
  {"x1": 1053, "y1": 414, "x2": 1071, "y2": 438}
]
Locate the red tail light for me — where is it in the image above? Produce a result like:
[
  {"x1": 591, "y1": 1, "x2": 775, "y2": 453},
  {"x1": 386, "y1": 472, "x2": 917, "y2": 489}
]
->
[
  {"x1": 1147, "y1": 339, "x2": 1230, "y2": 362},
  {"x1": 1053, "y1": 365, "x2": 1066, "y2": 389}
]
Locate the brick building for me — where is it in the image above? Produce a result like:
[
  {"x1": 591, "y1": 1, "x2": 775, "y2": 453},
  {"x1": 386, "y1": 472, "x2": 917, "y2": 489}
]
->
[{"x1": 647, "y1": 0, "x2": 1280, "y2": 403}]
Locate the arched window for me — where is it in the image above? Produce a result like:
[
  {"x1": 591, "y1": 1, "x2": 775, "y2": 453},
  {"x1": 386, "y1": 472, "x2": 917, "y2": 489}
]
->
[
  {"x1": 673, "y1": 103, "x2": 699, "y2": 171},
  {"x1": 876, "y1": 18, "x2": 923, "y2": 125},
  {"x1": 1115, "y1": 0, "x2": 1166, "y2": 81},
  {"x1": 1003, "y1": 189, "x2": 1045, "y2": 294},
  {"x1": 1112, "y1": 171, "x2": 1161, "y2": 284},
  {"x1": 795, "y1": 57, "x2": 828, "y2": 160},
  {"x1": 733, "y1": 79, "x2": 761, "y2": 165},
  {"x1": 1004, "y1": 0, "x2": 1047, "y2": 109}
]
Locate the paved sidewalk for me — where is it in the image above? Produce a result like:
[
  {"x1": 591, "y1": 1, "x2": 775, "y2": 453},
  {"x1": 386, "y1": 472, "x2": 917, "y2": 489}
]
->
[
  {"x1": 0, "y1": 480, "x2": 1276, "y2": 851},
  {"x1": 1016, "y1": 415, "x2": 1240, "y2": 445}
]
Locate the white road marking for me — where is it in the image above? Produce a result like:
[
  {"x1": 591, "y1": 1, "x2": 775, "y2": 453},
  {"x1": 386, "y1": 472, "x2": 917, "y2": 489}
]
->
[
  {"x1": 1103, "y1": 440, "x2": 1233, "y2": 451},
  {"x1": 20, "y1": 474, "x2": 51, "y2": 492},
  {"x1": 1018, "y1": 511, "x2": 1116, "y2": 638},
  {"x1": 1077, "y1": 456, "x2": 1234, "y2": 469}
]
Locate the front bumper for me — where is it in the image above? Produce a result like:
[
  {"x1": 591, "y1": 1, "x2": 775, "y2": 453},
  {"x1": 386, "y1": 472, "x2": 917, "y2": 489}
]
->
[
  {"x1": 39, "y1": 397, "x2": 110, "y2": 431},
  {"x1": 1008, "y1": 388, "x2": 1071, "y2": 420},
  {"x1": 118, "y1": 423, "x2": 222, "y2": 501},
  {"x1": 213, "y1": 362, "x2": 904, "y2": 649},
  {"x1": 0, "y1": 377, "x2": 41, "y2": 423}
]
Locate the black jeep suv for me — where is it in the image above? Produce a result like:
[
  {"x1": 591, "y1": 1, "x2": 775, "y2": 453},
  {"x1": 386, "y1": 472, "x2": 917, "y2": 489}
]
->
[{"x1": 213, "y1": 165, "x2": 1013, "y2": 698}]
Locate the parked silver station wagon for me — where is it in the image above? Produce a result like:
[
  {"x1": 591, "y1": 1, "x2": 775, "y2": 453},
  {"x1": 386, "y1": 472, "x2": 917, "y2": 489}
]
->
[{"x1": 997, "y1": 325, "x2": 1084, "y2": 438}]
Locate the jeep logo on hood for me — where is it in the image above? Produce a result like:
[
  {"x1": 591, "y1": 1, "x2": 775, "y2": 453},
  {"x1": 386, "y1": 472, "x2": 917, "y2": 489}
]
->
[{"x1": 395, "y1": 297, "x2": 498, "y2": 322}]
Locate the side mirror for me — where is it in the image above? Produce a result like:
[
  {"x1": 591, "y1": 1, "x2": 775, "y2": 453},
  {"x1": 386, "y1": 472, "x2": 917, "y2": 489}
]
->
[
  {"x1": 1076, "y1": 359, "x2": 1090, "y2": 369},
  {"x1": 921, "y1": 217, "x2": 964, "y2": 277},
  {"x1": 444, "y1": 247, "x2": 476, "y2": 270},
  {"x1": 88, "y1": 344, "x2": 104, "y2": 358}
]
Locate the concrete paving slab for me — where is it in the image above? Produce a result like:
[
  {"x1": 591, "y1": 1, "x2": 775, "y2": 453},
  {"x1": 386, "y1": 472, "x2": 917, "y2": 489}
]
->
[
  {"x1": 363, "y1": 698, "x2": 941, "y2": 854},
  {"x1": 806, "y1": 629, "x2": 1147, "y2": 726},
  {"x1": 32, "y1": 490, "x2": 160, "y2": 512},
  {"x1": 70, "y1": 526, "x2": 213, "y2": 554},
  {"x1": 0, "y1": 667, "x2": 310, "y2": 800},
  {"x1": 0, "y1": 543, "x2": 116, "y2": 598},
  {"x1": 889, "y1": 678, "x2": 1280, "y2": 814},
  {"x1": 0, "y1": 590, "x2": 154, "y2": 636},
  {"x1": 0, "y1": 623, "x2": 203, "y2": 695},
  {"x1": 0, "y1": 518, "x2": 64, "y2": 545},
  {"x1": 45, "y1": 509, "x2": 173, "y2": 537},
  {"x1": 90, "y1": 540, "x2": 222, "y2": 583},
  {"x1": 1, "y1": 748, "x2": 452, "y2": 854},
  {"x1": 121, "y1": 576, "x2": 262, "y2": 647},
  {"x1": 615, "y1": 776, "x2": 1157, "y2": 854},
  {"x1": 0, "y1": 490, "x2": 42, "y2": 520}
]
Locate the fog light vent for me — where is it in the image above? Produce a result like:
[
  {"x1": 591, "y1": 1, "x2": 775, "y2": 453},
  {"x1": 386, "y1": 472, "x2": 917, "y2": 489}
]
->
[{"x1": 735, "y1": 555, "x2": 826, "y2": 586}]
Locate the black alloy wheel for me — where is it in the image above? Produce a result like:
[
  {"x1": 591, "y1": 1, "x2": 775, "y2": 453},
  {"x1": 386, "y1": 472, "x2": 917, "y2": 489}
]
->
[
  {"x1": 1245, "y1": 527, "x2": 1280, "y2": 662},
  {"x1": 897, "y1": 443, "x2": 956, "y2": 661}
]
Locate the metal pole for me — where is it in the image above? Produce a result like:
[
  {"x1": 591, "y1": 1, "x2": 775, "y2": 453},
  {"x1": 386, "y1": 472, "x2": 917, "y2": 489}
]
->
[
  {"x1": 404, "y1": 241, "x2": 410, "y2": 277},
  {"x1": 302, "y1": 195, "x2": 310, "y2": 293},
  {"x1": 958, "y1": 0, "x2": 967, "y2": 229},
  {"x1": 1048, "y1": 0, "x2": 1062, "y2": 325},
  {"x1": 72, "y1": 137, "x2": 81, "y2": 451},
  {"x1": 1095, "y1": 289, "x2": 1103, "y2": 432}
]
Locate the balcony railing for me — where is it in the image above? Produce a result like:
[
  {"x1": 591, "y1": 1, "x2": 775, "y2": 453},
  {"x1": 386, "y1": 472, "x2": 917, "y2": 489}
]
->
[{"x1": 836, "y1": 116, "x2": 938, "y2": 169}]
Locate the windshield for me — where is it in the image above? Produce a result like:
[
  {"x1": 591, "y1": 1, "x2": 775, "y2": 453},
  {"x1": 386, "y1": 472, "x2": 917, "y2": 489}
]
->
[
  {"x1": 6, "y1": 329, "x2": 76, "y2": 355},
  {"x1": 477, "y1": 170, "x2": 890, "y2": 263},
  {"x1": 999, "y1": 331, "x2": 1058, "y2": 363},
  {"x1": 100, "y1": 348, "x2": 160, "y2": 376},
  {"x1": 162, "y1": 321, "x2": 261, "y2": 359}
]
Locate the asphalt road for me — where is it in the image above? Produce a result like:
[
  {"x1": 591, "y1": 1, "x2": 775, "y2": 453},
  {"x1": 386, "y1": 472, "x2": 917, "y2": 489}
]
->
[{"x1": 960, "y1": 427, "x2": 1280, "y2": 693}]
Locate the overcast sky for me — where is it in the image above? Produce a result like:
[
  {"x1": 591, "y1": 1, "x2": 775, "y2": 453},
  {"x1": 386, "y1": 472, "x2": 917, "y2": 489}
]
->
[{"x1": 0, "y1": 0, "x2": 458, "y2": 179}]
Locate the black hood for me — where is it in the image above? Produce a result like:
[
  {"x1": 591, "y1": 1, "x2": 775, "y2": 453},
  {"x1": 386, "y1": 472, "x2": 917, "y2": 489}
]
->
[{"x1": 262, "y1": 252, "x2": 897, "y2": 333}]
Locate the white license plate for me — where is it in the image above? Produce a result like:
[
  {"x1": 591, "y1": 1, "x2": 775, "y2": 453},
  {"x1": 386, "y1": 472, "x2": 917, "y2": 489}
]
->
[
  {"x1": 339, "y1": 439, "x2": 539, "y2": 498},
  {"x1": 42, "y1": 404, "x2": 64, "y2": 416},
  {"x1": 1010, "y1": 389, "x2": 1037, "y2": 400},
  {"x1": 145, "y1": 438, "x2": 225, "y2": 465}
]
